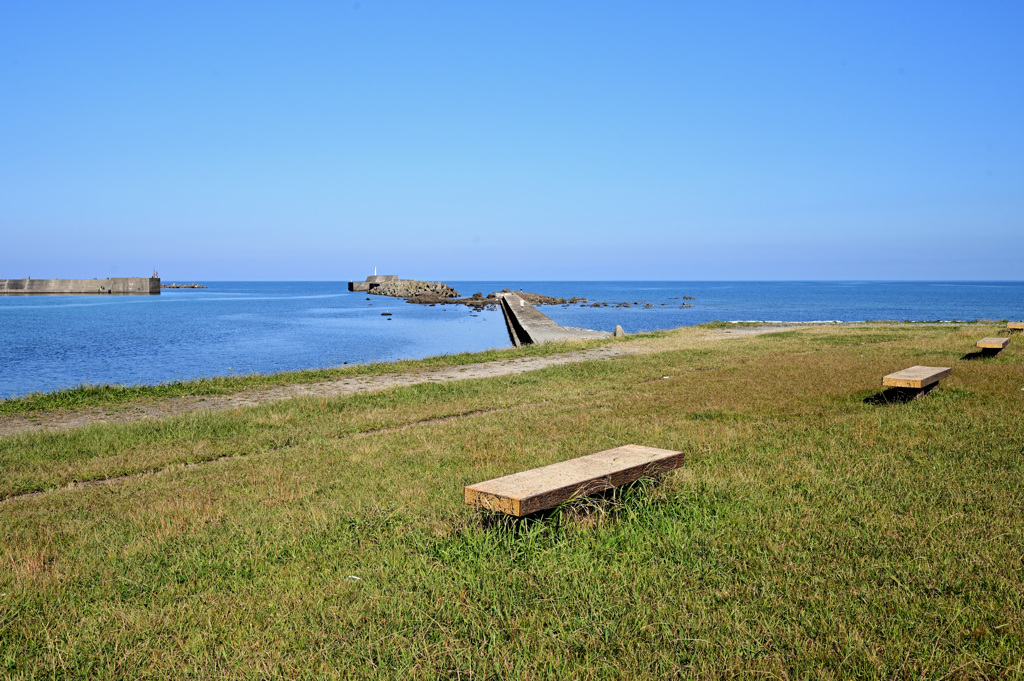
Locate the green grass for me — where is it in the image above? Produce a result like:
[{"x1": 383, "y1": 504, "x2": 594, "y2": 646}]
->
[{"x1": 1, "y1": 323, "x2": 1022, "y2": 678}]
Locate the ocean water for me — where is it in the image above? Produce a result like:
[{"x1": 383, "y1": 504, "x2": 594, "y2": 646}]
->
[{"x1": 0, "y1": 281, "x2": 1020, "y2": 399}]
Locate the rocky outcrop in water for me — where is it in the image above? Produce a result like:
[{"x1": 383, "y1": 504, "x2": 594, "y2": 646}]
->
[
  {"x1": 499, "y1": 289, "x2": 566, "y2": 306},
  {"x1": 369, "y1": 280, "x2": 460, "y2": 299},
  {"x1": 368, "y1": 282, "x2": 696, "y2": 311},
  {"x1": 406, "y1": 289, "x2": 572, "y2": 308}
]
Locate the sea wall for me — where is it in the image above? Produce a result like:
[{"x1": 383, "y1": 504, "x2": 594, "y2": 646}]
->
[
  {"x1": 349, "y1": 274, "x2": 401, "y2": 292},
  {"x1": 0, "y1": 278, "x2": 161, "y2": 295}
]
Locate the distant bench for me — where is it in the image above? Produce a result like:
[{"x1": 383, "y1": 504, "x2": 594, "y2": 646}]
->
[
  {"x1": 882, "y1": 365, "x2": 952, "y2": 399},
  {"x1": 1008, "y1": 322, "x2": 1024, "y2": 334},
  {"x1": 976, "y1": 337, "x2": 1010, "y2": 357},
  {"x1": 464, "y1": 444, "x2": 684, "y2": 517}
]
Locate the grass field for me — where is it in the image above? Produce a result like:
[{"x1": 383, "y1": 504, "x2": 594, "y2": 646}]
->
[{"x1": 1, "y1": 323, "x2": 1022, "y2": 678}]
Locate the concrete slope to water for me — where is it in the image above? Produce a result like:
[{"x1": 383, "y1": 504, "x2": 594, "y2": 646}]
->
[{"x1": 498, "y1": 293, "x2": 611, "y2": 346}]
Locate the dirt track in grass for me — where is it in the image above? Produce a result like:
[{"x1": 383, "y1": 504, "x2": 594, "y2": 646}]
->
[{"x1": 0, "y1": 326, "x2": 791, "y2": 439}]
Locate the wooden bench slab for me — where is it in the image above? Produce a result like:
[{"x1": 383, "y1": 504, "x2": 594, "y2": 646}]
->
[
  {"x1": 1008, "y1": 322, "x2": 1024, "y2": 331},
  {"x1": 464, "y1": 444, "x2": 684, "y2": 517},
  {"x1": 977, "y1": 337, "x2": 1010, "y2": 349},
  {"x1": 882, "y1": 366, "x2": 952, "y2": 389}
]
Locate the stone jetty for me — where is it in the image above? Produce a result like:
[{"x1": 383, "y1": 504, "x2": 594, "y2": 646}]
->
[
  {"x1": 348, "y1": 274, "x2": 458, "y2": 299},
  {"x1": 0, "y1": 277, "x2": 160, "y2": 295},
  {"x1": 347, "y1": 274, "x2": 615, "y2": 346},
  {"x1": 369, "y1": 279, "x2": 459, "y2": 299},
  {"x1": 497, "y1": 292, "x2": 611, "y2": 347}
]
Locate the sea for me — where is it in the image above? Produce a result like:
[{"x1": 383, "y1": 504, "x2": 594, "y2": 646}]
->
[{"x1": 1, "y1": 281, "x2": 1021, "y2": 400}]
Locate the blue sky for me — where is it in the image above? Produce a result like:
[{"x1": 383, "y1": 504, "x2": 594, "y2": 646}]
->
[{"x1": 2, "y1": 1, "x2": 1021, "y2": 281}]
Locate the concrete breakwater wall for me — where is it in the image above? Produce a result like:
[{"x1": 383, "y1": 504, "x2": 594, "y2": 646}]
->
[
  {"x1": 497, "y1": 292, "x2": 611, "y2": 346},
  {"x1": 0, "y1": 278, "x2": 161, "y2": 295},
  {"x1": 348, "y1": 274, "x2": 398, "y2": 292}
]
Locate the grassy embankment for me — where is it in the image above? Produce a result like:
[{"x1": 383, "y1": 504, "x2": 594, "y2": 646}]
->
[
  {"x1": 0, "y1": 337, "x2": 626, "y2": 416},
  {"x1": 1, "y1": 323, "x2": 1022, "y2": 678}
]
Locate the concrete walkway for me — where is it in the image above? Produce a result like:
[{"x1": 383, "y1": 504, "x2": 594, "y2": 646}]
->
[{"x1": 498, "y1": 293, "x2": 611, "y2": 346}]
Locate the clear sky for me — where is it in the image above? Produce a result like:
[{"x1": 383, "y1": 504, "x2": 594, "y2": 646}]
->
[{"x1": 2, "y1": 1, "x2": 1022, "y2": 281}]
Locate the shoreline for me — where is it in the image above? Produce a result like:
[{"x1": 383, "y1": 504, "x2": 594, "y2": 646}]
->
[
  {"x1": 0, "y1": 335, "x2": 623, "y2": 413},
  {"x1": 0, "y1": 343, "x2": 635, "y2": 440},
  {"x1": 4, "y1": 278, "x2": 1019, "y2": 400},
  {"x1": 0, "y1": 319, "x2": 1011, "y2": 439},
  {"x1": 0, "y1": 322, "x2": 816, "y2": 438},
  {"x1": 1, "y1": 319, "x2": 1008, "y2": 407}
]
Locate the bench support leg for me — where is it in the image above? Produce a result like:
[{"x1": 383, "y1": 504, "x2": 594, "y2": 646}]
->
[
  {"x1": 893, "y1": 383, "x2": 938, "y2": 401},
  {"x1": 980, "y1": 348, "x2": 1004, "y2": 357},
  {"x1": 915, "y1": 382, "x2": 939, "y2": 399}
]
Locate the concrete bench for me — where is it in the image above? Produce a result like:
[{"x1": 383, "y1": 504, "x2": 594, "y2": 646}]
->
[
  {"x1": 464, "y1": 444, "x2": 684, "y2": 517},
  {"x1": 1008, "y1": 322, "x2": 1024, "y2": 333},
  {"x1": 976, "y1": 337, "x2": 1010, "y2": 357},
  {"x1": 882, "y1": 366, "x2": 952, "y2": 399}
]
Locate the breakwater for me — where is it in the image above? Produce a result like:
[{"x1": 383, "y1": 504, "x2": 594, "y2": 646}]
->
[
  {"x1": 348, "y1": 274, "x2": 398, "y2": 292},
  {"x1": 348, "y1": 275, "x2": 459, "y2": 299},
  {"x1": 497, "y1": 292, "x2": 611, "y2": 346},
  {"x1": 0, "y1": 277, "x2": 160, "y2": 295},
  {"x1": 369, "y1": 279, "x2": 459, "y2": 299}
]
